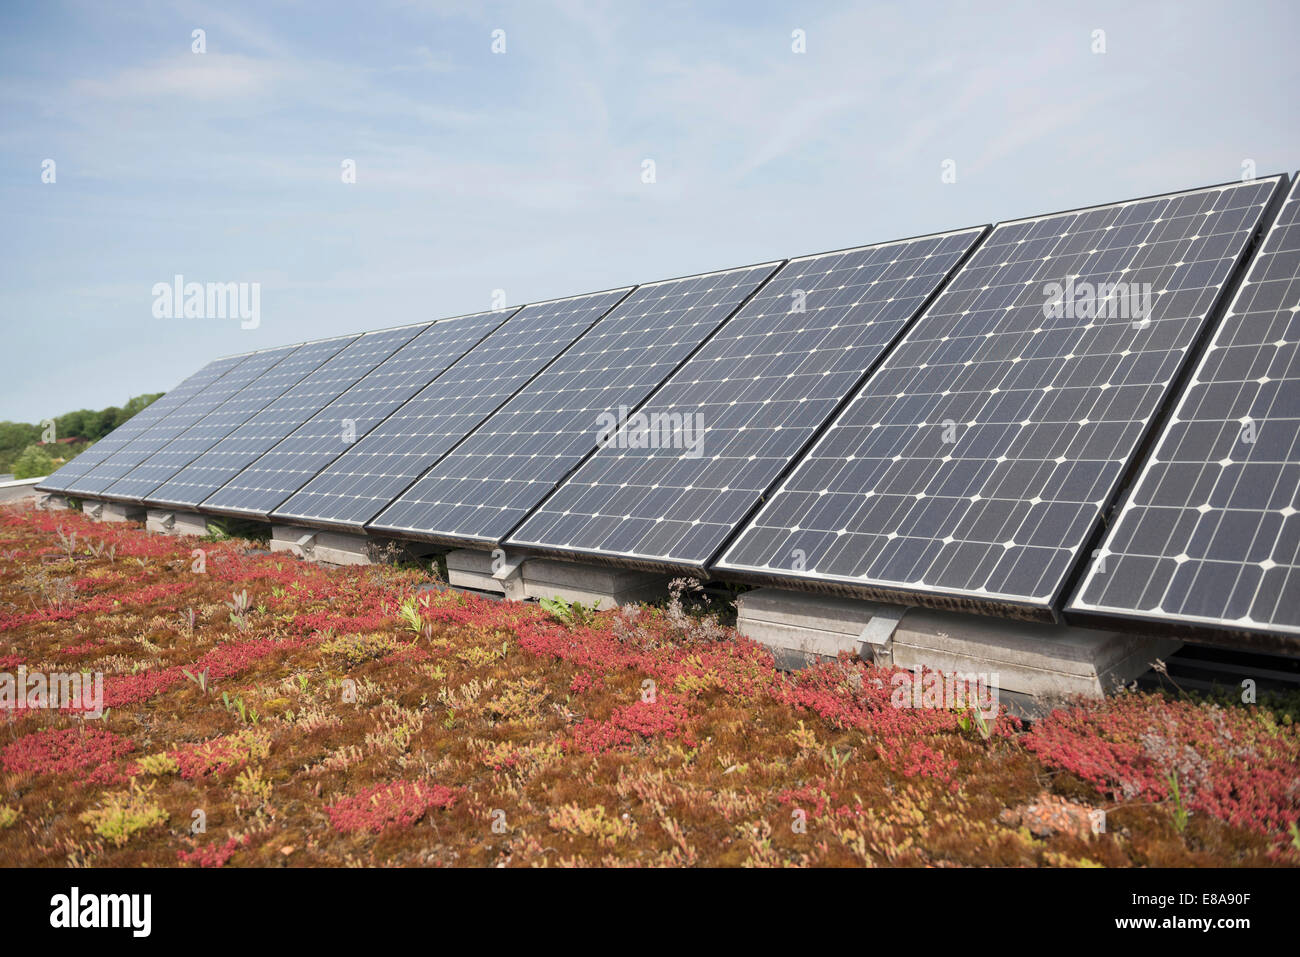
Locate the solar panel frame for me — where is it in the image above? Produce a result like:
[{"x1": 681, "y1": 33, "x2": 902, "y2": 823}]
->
[
  {"x1": 1068, "y1": 174, "x2": 1300, "y2": 642},
  {"x1": 714, "y1": 176, "x2": 1286, "y2": 620},
  {"x1": 197, "y1": 310, "x2": 517, "y2": 521},
  {"x1": 271, "y1": 290, "x2": 632, "y2": 533},
  {"x1": 367, "y1": 262, "x2": 783, "y2": 548},
  {"x1": 35, "y1": 352, "x2": 253, "y2": 494},
  {"x1": 505, "y1": 226, "x2": 990, "y2": 575},
  {"x1": 95, "y1": 336, "x2": 358, "y2": 504}
]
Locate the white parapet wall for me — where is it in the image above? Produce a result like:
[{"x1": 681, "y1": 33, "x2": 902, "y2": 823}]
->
[
  {"x1": 0, "y1": 477, "x2": 47, "y2": 505},
  {"x1": 145, "y1": 509, "x2": 210, "y2": 537},
  {"x1": 445, "y1": 548, "x2": 672, "y2": 609},
  {"x1": 736, "y1": 587, "x2": 1181, "y2": 701}
]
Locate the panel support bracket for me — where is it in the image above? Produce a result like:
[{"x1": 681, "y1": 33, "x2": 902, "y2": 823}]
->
[
  {"x1": 856, "y1": 604, "x2": 907, "y2": 666},
  {"x1": 491, "y1": 558, "x2": 526, "y2": 602},
  {"x1": 296, "y1": 532, "x2": 318, "y2": 559}
]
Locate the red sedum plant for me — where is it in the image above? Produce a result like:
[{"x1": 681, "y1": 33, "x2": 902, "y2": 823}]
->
[
  {"x1": 1024, "y1": 693, "x2": 1300, "y2": 841},
  {"x1": 326, "y1": 781, "x2": 461, "y2": 834}
]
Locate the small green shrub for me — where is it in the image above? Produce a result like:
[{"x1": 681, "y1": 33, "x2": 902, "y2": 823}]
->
[
  {"x1": 134, "y1": 753, "x2": 180, "y2": 776},
  {"x1": 321, "y1": 631, "x2": 399, "y2": 667},
  {"x1": 79, "y1": 781, "x2": 168, "y2": 846},
  {"x1": 12, "y1": 444, "x2": 56, "y2": 480},
  {"x1": 540, "y1": 595, "x2": 597, "y2": 628}
]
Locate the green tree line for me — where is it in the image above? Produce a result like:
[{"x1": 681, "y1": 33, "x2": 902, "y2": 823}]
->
[{"x1": 0, "y1": 393, "x2": 163, "y2": 480}]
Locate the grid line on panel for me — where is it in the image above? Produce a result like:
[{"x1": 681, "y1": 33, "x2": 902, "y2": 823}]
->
[
  {"x1": 273, "y1": 292, "x2": 631, "y2": 530},
  {"x1": 369, "y1": 263, "x2": 782, "y2": 544},
  {"x1": 37, "y1": 354, "x2": 249, "y2": 493},
  {"x1": 100, "y1": 337, "x2": 357, "y2": 503},
  {"x1": 144, "y1": 325, "x2": 432, "y2": 510},
  {"x1": 199, "y1": 310, "x2": 514, "y2": 518},
  {"x1": 1072, "y1": 176, "x2": 1300, "y2": 634},
  {"x1": 507, "y1": 228, "x2": 987, "y2": 570},
  {"x1": 716, "y1": 177, "x2": 1283, "y2": 612}
]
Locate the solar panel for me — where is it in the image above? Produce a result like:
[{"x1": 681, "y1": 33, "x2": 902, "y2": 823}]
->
[
  {"x1": 36, "y1": 353, "x2": 249, "y2": 494},
  {"x1": 98, "y1": 337, "x2": 355, "y2": 503},
  {"x1": 369, "y1": 263, "x2": 780, "y2": 546},
  {"x1": 140, "y1": 325, "x2": 432, "y2": 511},
  {"x1": 1070, "y1": 175, "x2": 1300, "y2": 637},
  {"x1": 716, "y1": 177, "x2": 1284, "y2": 617},
  {"x1": 57, "y1": 348, "x2": 294, "y2": 498},
  {"x1": 272, "y1": 292, "x2": 628, "y2": 530},
  {"x1": 198, "y1": 311, "x2": 512, "y2": 519},
  {"x1": 507, "y1": 228, "x2": 987, "y2": 572}
]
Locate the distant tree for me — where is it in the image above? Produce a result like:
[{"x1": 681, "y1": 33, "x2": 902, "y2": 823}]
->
[
  {"x1": 55, "y1": 408, "x2": 106, "y2": 441},
  {"x1": 96, "y1": 408, "x2": 121, "y2": 436},
  {"x1": 110, "y1": 395, "x2": 161, "y2": 436},
  {"x1": 0, "y1": 422, "x2": 41, "y2": 456},
  {"x1": 1, "y1": 393, "x2": 163, "y2": 475},
  {"x1": 81, "y1": 410, "x2": 106, "y2": 439},
  {"x1": 12, "y1": 444, "x2": 56, "y2": 480},
  {"x1": 54, "y1": 410, "x2": 82, "y2": 439},
  {"x1": 120, "y1": 393, "x2": 161, "y2": 420}
]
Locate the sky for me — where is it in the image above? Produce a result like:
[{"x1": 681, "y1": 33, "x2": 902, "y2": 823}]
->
[{"x1": 1, "y1": 0, "x2": 1297, "y2": 422}]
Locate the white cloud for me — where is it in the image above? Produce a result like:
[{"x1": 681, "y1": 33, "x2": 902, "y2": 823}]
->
[{"x1": 75, "y1": 53, "x2": 285, "y2": 101}]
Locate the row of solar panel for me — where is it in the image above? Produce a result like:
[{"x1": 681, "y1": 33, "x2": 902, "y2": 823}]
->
[{"x1": 38, "y1": 174, "x2": 1299, "y2": 643}]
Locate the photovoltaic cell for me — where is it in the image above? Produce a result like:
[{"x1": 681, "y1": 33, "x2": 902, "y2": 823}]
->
[
  {"x1": 507, "y1": 228, "x2": 986, "y2": 571},
  {"x1": 141, "y1": 325, "x2": 432, "y2": 511},
  {"x1": 199, "y1": 311, "x2": 511, "y2": 518},
  {"x1": 59, "y1": 349, "x2": 292, "y2": 498},
  {"x1": 369, "y1": 264, "x2": 779, "y2": 545},
  {"x1": 717, "y1": 177, "x2": 1283, "y2": 615},
  {"x1": 36, "y1": 354, "x2": 248, "y2": 494},
  {"x1": 273, "y1": 292, "x2": 628, "y2": 530},
  {"x1": 99, "y1": 337, "x2": 355, "y2": 502},
  {"x1": 1071, "y1": 175, "x2": 1300, "y2": 636}
]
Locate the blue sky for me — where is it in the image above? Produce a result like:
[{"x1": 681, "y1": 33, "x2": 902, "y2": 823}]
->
[{"x1": 1, "y1": 0, "x2": 1296, "y2": 421}]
